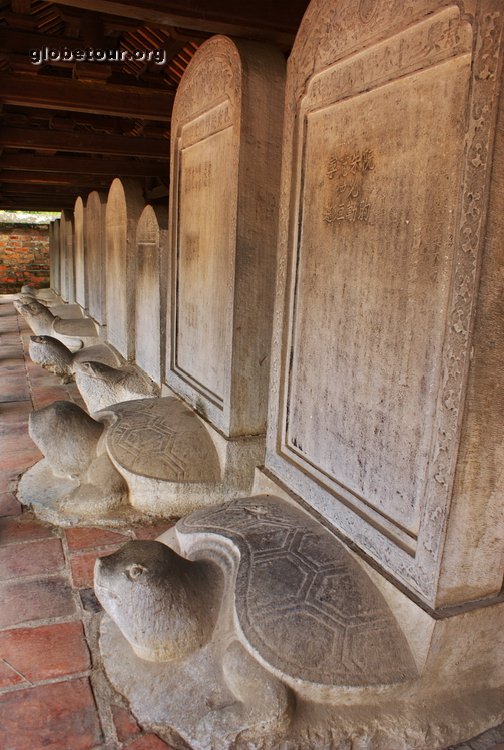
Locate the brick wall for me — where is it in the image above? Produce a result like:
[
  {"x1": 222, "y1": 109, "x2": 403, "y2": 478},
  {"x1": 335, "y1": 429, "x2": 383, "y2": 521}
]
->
[{"x1": 0, "y1": 223, "x2": 50, "y2": 293}]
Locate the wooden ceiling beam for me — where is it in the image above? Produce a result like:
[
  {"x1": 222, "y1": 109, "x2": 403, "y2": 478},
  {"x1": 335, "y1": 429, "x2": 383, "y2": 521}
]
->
[
  {"x1": 45, "y1": 0, "x2": 297, "y2": 45},
  {"x1": 0, "y1": 127, "x2": 169, "y2": 158},
  {"x1": 1, "y1": 153, "x2": 168, "y2": 177},
  {"x1": 0, "y1": 73, "x2": 173, "y2": 120},
  {"x1": 0, "y1": 171, "x2": 113, "y2": 188}
]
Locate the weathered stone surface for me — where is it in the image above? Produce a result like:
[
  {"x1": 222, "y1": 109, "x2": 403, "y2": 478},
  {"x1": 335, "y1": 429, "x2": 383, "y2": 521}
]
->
[
  {"x1": 135, "y1": 205, "x2": 168, "y2": 386},
  {"x1": 166, "y1": 35, "x2": 285, "y2": 437},
  {"x1": 100, "y1": 496, "x2": 504, "y2": 750},
  {"x1": 29, "y1": 335, "x2": 121, "y2": 383},
  {"x1": 105, "y1": 178, "x2": 144, "y2": 359},
  {"x1": 73, "y1": 196, "x2": 87, "y2": 311},
  {"x1": 16, "y1": 298, "x2": 98, "y2": 351},
  {"x1": 102, "y1": 398, "x2": 221, "y2": 483},
  {"x1": 74, "y1": 360, "x2": 158, "y2": 413},
  {"x1": 95, "y1": 540, "x2": 222, "y2": 662},
  {"x1": 49, "y1": 220, "x2": 60, "y2": 295},
  {"x1": 20, "y1": 401, "x2": 127, "y2": 518},
  {"x1": 59, "y1": 209, "x2": 75, "y2": 304},
  {"x1": 85, "y1": 190, "x2": 107, "y2": 326},
  {"x1": 177, "y1": 496, "x2": 415, "y2": 688},
  {"x1": 265, "y1": 0, "x2": 504, "y2": 608}
]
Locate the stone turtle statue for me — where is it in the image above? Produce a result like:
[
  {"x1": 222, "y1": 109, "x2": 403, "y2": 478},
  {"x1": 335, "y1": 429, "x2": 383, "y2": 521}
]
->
[
  {"x1": 18, "y1": 398, "x2": 222, "y2": 523},
  {"x1": 29, "y1": 335, "x2": 121, "y2": 384},
  {"x1": 73, "y1": 360, "x2": 158, "y2": 413},
  {"x1": 14, "y1": 298, "x2": 98, "y2": 351},
  {"x1": 27, "y1": 400, "x2": 127, "y2": 517},
  {"x1": 96, "y1": 496, "x2": 418, "y2": 750}
]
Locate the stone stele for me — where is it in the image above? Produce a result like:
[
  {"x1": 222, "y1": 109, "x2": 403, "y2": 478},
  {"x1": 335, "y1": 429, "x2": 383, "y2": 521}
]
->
[
  {"x1": 166, "y1": 35, "x2": 285, "y2": 439},
  {"x1": 73, "y1": 196, "x2": 87, "y2": 313},
  {"x1": 105, "y1": 177, "x2": 144, "y2": 360},
  {"x1": 85, "y1": 190, "x2": 107, "y2": 327}
]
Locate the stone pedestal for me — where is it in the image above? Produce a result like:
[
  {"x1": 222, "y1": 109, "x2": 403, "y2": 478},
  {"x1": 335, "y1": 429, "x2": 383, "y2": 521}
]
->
[
  {"x1": 105, "y1": 178, "x2": 144, "y2": 360},
  {"x1": 85, "y1": 190, "x2": 107, "y2": 327}
]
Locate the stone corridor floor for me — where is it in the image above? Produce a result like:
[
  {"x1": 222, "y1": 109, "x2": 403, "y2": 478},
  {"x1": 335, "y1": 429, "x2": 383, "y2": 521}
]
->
[
  {"x1": 0, "y1": 293, "x2": 503, "y2": 750},
  {"x1": 0, "y1": 296, "x2": 175, "y2": 749}
]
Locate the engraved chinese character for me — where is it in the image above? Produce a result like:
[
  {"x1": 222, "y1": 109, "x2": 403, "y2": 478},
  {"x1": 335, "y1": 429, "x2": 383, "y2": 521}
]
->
[
  {"x1": 327, "y1": 156, "x2": 339, "y2": 180},
  {"x1": 358, "y1": 201, "x2": 371, "y2": 221},
  {"x1": 361, "y1": 149, "x2": 375, "y2": 172},
  {"x1": 346, "y1": 202, "x2": 358, "y2": 222}
]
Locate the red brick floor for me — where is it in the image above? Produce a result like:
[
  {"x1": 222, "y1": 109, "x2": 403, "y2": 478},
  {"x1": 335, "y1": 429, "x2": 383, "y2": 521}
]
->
[
  {"x1": 0, "y1": 298, "x2": 175, "y2": 750},
  {"x1": 1, "y1": 296, "x2": 503, "y2": 750}
]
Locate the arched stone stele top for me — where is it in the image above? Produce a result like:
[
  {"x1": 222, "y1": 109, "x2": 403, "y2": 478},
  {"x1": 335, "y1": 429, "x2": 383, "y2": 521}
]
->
[
  {"x1": 135, "y1": 204, "x2": 168, "y2": 386},
  {"x1": 73, "y1": 196, "x2": 86, "y2": 310},
  {"x1": 59, "y1": 209, "x2": 75, "y2": 303},
  {"x1": 105, "y1": 178, "x2": 145, "y2": 359},
  {"x1": 167, "y1": 35, "x2": 285, "y2": 438},
  {"x1": 85, "y1": 190, "x2": 107, "y2": 326},
  {"x1": 265, "y1": 0, "x2": 504, "y2": 608}
]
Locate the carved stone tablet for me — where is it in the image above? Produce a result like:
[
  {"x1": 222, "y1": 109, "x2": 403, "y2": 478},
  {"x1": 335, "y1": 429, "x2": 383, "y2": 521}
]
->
[
  {"x1": 135, "y1": 205, "x2": 168, "y2": 385},
  {"x1": 167, "y1": 36, "x2": 285, "y2": 437},
  {"x1": 105, "y1": 178, "x2": 144, "y2": 359},
  {"x1": 49, "y1": 220, "x2": 60, "y2": 295},
  {"x1": 73, "y1": 196, "x2": 86, "y2": 310},
  {"x1": 103, "y1": 398, "x2": 221, "y2": 483},
  {"x1": 266, "y1": 0, "x2": 504, "y2": 606},
  {"x1": 59, "y1": 209, "x2": 75, "y2": 303},
  {"x1": 85, "y1": 191, "x2": 107, "y2": 326}
]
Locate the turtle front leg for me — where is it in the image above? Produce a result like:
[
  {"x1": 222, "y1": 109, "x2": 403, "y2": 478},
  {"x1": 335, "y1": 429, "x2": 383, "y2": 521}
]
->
[{"x1": 195, "y1": 640, "x2": 292, "y2": 749}]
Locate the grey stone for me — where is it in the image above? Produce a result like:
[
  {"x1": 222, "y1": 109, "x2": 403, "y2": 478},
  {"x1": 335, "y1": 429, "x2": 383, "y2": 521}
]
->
[
  {"x1": 28, "y1": 335, "x2": 121, "y2": 383},
  {"x1": 15, "y1": 298, "x2": 99, "y2": 351},
  {"x1": 85, "y1": 190, "x2": 107, "y2": 326},
  {"x1": 105, "y1": 178, "x2": 144, "y2": 360},
  {"x1": 96, "y1": 496, "x2": 423, "y2": 750},
  {"x1": 166, "y1": 35, "x2": 285, "y2": 438},
  {"x1": 135, "y1": 205, "x2": 168, "y2": 386},
  {"x1": 74, "y1": 360, "x2": 158, "y2": 413},
  {"x1": 74, "y1": 196, "x2": 87, "y2": 311},
  {"x1": 24, "y1": 401, "x2": 127, "y2": 517}
]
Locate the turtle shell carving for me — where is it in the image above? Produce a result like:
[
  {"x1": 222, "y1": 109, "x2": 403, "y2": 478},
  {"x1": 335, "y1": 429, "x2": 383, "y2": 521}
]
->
[
  {"x1": 101, "y1": 397, "x2": 221, "y2": 483},
  {"x1": 177, "y1": 496, "x2": 417, "y2": 687}
]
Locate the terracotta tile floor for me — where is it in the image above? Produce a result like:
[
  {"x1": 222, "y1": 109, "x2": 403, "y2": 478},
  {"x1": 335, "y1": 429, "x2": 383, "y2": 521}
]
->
[
  {"x1": 0, "y1": 298, "x2": 175, "y2": 750},
  {"x1": 1, "y1": 296, "x2": 503, "y2": 750}
]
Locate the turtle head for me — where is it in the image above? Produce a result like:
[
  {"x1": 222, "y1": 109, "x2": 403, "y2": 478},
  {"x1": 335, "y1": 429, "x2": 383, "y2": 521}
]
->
[
  {"x1": 95, "y1": 540, "x2": 220, "y2": 662},
  {"x1": 29, "y1": 335, "x2": 72, "y2": 367}
]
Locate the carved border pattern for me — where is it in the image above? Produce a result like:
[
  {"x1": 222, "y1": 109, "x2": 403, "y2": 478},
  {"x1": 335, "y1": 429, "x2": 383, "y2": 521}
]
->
[
  {"x1": 417, "y1": 5, "x2": 504, "y2": 591},
  {"x1": 268, "y1": 0, "x2": 504, "y2": 603}
]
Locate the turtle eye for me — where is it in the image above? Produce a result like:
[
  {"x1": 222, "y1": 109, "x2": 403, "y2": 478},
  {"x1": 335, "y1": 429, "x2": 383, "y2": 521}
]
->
[{"x1": 126, "y1": 564, "x2": 146, "y2": 580}]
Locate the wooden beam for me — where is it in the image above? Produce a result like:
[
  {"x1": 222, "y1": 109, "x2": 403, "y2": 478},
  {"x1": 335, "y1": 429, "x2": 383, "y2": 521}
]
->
[
  {"x1": 0, "y1": 198, "x2": 73, "y2": 210},
  {"x1": 1, "y1": 153, "x2": 168, "y2": 177},
  {"x1": 0, "y1": 73, "x2": 173, "y2": 120},
  {"x1": 0, "y1": 171, "x2": 113, "y2": 188},
  {"x1": 1, "y1": 183, "x2": 86, "y2": 196},
  {"x1": 46, "y1": 0, "x2": 298, "y2": 45},
  {"x1": 0, "y1": 127, "x2": 169, "y2": 158}
]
